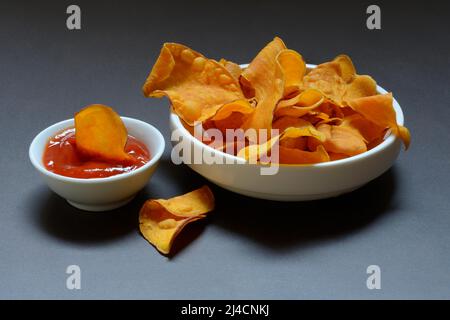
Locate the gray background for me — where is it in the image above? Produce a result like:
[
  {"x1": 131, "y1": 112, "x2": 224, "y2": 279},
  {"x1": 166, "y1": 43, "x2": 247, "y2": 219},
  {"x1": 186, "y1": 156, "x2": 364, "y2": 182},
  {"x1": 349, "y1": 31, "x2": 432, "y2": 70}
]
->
[{"x1": 1, "y1": 0, "x2": 449, "y2": 299}]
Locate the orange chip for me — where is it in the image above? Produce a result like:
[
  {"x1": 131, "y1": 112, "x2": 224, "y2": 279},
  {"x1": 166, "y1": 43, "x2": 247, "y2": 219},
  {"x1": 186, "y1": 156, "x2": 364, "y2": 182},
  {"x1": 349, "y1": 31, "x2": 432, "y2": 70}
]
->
[
  {"x1": 208, "y1": 99, "x2": 254, "y2": 134},
  {"x1": 277, "y1": 49, "x2": 306, "y2": 97},
  {"x1": 211, "y1": 99, "x2": 254, "y2": 121},
  {"x1": 316, "y1": 123, "x2": 367, "y2": 156},
  {"x1": 303, "y1": 55, "x2": 377, "y2": 107},
  {"x1": 280, "y1": 125, "x2": 326, "y2": 142},
  {"x1": 280, "y1": 136, "x2": 307, "y2": 150},
  {"x1": 301, "y1": 112, "x2": 337, "y2": 126},
  {"x1": 139, "y1": 186, "x2": 215, "y2": 255},
  {"x1": 317, "y1": 100, "x2": 345, "y2": 119},
  {"x1": 347, "y1": 93, "x2": 411, "y2": 149},
  {"x1": 273, "y1": 117, "x2": 326, "y2": 148},
  {"x1": 302, "y1": 60, "x2": 347, "y2": 105},
  {"x1": 241, "y1": 37, "x2": 286, "y2": 135},
  {"x1": 275, "y1": 89, "x2": 324, "y2": 118},
  {"x1": 332, "y1": 54, "x2": 356, "y2": 82},
  {"x1": 328, "y1": 152, "x2": 349, "y2": 161},
  {"x1": 142, "y1": 43, "x2": 244, "y2": 125},
  {"x1": 273, "y1": 116, "x2": 312, "y2": 133},
  {"x1": 343, "y1": 75, "x2": 377, "y2": 102},
  {"x1": 237, "y1": 126, "x2": 325, "y2": 162},
  {"x1": 340, "y1": 114, "x2": 386, "y2": 144},
  {"x1": 74, "y1": 104, "x2": 131, "y2": 163},
  {"x1": 278, "y1": 145, "x2": 330, "y2": 164},
  {"x1": 213, "y1": 113, "x2": 245, "y2": 134},
  {"x1": 219, "y1": 58, "x2": 242, "y2": 80}
]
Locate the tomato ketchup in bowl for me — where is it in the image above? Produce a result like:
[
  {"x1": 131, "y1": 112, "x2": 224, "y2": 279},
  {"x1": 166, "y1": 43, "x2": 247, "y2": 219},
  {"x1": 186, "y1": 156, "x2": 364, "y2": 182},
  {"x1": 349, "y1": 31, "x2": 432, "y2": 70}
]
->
[
  {"x1": 29, "y1": 117, "x2": 165, "y2": 212},
  {"x1": 43, "y1": 127, "x2": 150, "y2": 179}
]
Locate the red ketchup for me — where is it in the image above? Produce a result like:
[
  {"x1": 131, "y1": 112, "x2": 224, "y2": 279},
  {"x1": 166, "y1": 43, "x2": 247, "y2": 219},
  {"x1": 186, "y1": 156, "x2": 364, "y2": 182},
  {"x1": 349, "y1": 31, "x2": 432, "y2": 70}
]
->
[{"x1": 43, "y1": 127, "x2": 150, "y2": 179}]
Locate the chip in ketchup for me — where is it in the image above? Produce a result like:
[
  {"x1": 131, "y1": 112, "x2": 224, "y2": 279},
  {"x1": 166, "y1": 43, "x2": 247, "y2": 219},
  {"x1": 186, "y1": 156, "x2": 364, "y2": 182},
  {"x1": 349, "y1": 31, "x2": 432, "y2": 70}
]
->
[{"x1": 43, "y1": 127, "x2": 150, "y2": 179}]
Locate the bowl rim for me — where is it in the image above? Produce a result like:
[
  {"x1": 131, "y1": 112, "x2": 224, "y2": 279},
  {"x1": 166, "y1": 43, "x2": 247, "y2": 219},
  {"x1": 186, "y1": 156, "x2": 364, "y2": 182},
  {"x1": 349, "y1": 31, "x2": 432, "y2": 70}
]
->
[
  {"x1": 170, "y1": 63, "x2": 405, "y2": 168},
  {"x1": 29, "y1": 116, "x2": 165, "y2": 184}
]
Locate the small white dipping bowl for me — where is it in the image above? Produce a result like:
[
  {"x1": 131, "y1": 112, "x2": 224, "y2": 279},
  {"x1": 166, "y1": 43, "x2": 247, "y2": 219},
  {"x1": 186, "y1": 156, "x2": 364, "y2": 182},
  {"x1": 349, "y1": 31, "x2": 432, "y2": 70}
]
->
[
  {"x1": 29, "y1": 117, "x2": 165, "y2": 212},
  {"x1": 169, "y1": 64, "x2": 405, "y2": 201}
]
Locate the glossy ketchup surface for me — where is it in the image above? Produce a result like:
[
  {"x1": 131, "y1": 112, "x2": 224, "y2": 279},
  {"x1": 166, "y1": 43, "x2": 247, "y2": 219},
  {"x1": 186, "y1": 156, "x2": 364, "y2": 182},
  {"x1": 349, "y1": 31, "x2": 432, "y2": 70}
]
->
[{"x1": 43, "y1": 127, "x2": 150, "y2": 179}]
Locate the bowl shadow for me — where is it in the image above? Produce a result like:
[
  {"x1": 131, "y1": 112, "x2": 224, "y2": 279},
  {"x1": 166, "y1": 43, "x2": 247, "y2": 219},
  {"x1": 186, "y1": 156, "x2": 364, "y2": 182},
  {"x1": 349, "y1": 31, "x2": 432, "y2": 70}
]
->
[
  {"x1": 32, "y1": 158, "x2": 398, "y2": 254},
  {"x1": 32, "y1": 158, "x2": 208, "y2": 250},
  {"x1": 35, "y1": 190, "x2": 143, "y2": 245},
  {"x1": 210, "y1": 167, "x2": 399, "y2": 252}
]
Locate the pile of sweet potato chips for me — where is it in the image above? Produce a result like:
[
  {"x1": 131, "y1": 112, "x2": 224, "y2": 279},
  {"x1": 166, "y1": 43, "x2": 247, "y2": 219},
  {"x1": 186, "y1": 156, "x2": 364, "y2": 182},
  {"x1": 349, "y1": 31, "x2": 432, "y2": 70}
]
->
[{"x1": 143, "y1": 36, "x2": 410, "y2": 164}]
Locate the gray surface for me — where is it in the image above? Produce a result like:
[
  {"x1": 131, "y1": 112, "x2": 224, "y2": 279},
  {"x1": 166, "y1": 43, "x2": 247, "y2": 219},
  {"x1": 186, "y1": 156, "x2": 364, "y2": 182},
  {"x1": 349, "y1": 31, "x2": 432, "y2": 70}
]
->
[{"x1": 1, "y1": 0, "x2": 449, "y2": 299}]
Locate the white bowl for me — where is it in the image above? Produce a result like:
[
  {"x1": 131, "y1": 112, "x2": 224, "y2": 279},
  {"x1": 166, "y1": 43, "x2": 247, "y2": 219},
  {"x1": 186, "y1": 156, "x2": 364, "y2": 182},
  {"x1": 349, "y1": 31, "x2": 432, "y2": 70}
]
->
[
  {"x1": 169, "y1": 64, "x2": 405, "y2": 201},
  {"x1": 29, "y1": 117, "x2": 165, "y2": 212}
]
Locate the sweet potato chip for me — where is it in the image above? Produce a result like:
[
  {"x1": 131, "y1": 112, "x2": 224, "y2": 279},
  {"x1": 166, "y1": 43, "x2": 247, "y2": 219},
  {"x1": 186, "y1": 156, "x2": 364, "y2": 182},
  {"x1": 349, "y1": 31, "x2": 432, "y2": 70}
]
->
[
  {"x1": 332, "y1": 54, "x2": 356, "y2": 82},
  {"x1": 219, "y1": 58, "x2": 242, "y2": 80},
  {"x1": 139, "y1": 186, "x2": 215, "y2": 255},
  {"x1": 317, "y1": 100, "x2": 345, "y2": 119},
  {"x1": 280, "y1": 126, "x2": 326, "y2": 142},
  {"x1": 302, "y1": 61, "x2": 347, "y2": 105},
  {"x1": 301, "y1": 112, "x2": 337, "y2": 126},
  {"x1": 275, "y1": 89, "x2": 324, "y2": 118},
  {"x1": 143, "y1": 43, "x2": 244, "y2": 125},
  {"x1": 272, "y1": 117, "x2": 325, "y2": 150},
  {"x1": 237, "y1": 126, "x2": 325, "y2": 162},
  {"x1": 277, "y1": 49, "x2": 306, "y2": 97},
  {"x1": 74, "y1": 104, "x2": 131, "y2": 163},
  {"x1": 211, "y1": 99, "x2": 254, "y2": 121},
  {"x1": 210, "y1": 100, "x2": 254, "y2": 133},
  {"x1": 303, "y1": 55, "x2": 377, "y2": 106},
  {"x1": 347, "y1": 93, "x2": 410, "y2": 149},
  {"x1": 343, "y1": 75, "x2": 377, "y2": 102},
  {"x1": 315, "y1": 123, "x2": 367, "y2": 156},
  {"x1": 340, "y1": 114, "x2": 385, "y2": 144},
  {"x1": 241, "y1": 37, "x2": 286, "y2": 135},
  {"x1": 279, "y1": 145, "x2": 330, "y2": 164},
  {"x1": 272, "y1": 116, "x2": 312, "y2": 133},
  {"x1": 328, "y1": 152, "x2": 349, "y2": 161},
  {"x1": 280, "y1": 136, "x2": 307, "y2": 150}
]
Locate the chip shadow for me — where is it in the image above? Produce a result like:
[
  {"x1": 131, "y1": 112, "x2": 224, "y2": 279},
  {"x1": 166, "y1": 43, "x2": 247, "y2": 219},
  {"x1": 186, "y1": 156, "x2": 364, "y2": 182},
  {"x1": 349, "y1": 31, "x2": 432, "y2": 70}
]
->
[{"x1": 211, "y1": 167, "x2": 398, "y2": 252}]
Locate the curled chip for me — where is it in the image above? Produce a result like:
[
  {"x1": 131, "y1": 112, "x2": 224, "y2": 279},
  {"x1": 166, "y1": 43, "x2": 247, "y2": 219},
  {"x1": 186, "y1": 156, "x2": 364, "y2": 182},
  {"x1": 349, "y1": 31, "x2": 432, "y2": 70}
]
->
[
  {"x1": 143, "y1": 43, "x2": 244, "y2": 125},
  {"x1": 277, "y1": 49, "x2": 306, "y2": 97},
  {"x1": 237, "y1": 126, "x2": 326, "y2": 162},
  {"x1": 210, "y1": 99, "x2": 254, "y2": 134},
  {"x1": 74, "y1": 104, "x2": 131, "y2": 163},
  {"x1": 211, "y1": 99, "x2": 254, "y2": 122},
  {"x1": 139, "y1": 186, "x2": 215, "y2": 255},
  {"x1": 275, "y1": 89, "x2": 324, "y2": 118},
  {"x1": 241, "y1": 37, "x2": 286, "y2": 135},
  {"x1": 347, "y1": 93, "x2": 411, "y2": 149},
  {"x1": 343, "y1": 75, "x2": 377, "y2": 102},
  {"x1": 332, "y1": 54, "x2": 356, "y2": 82}
]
